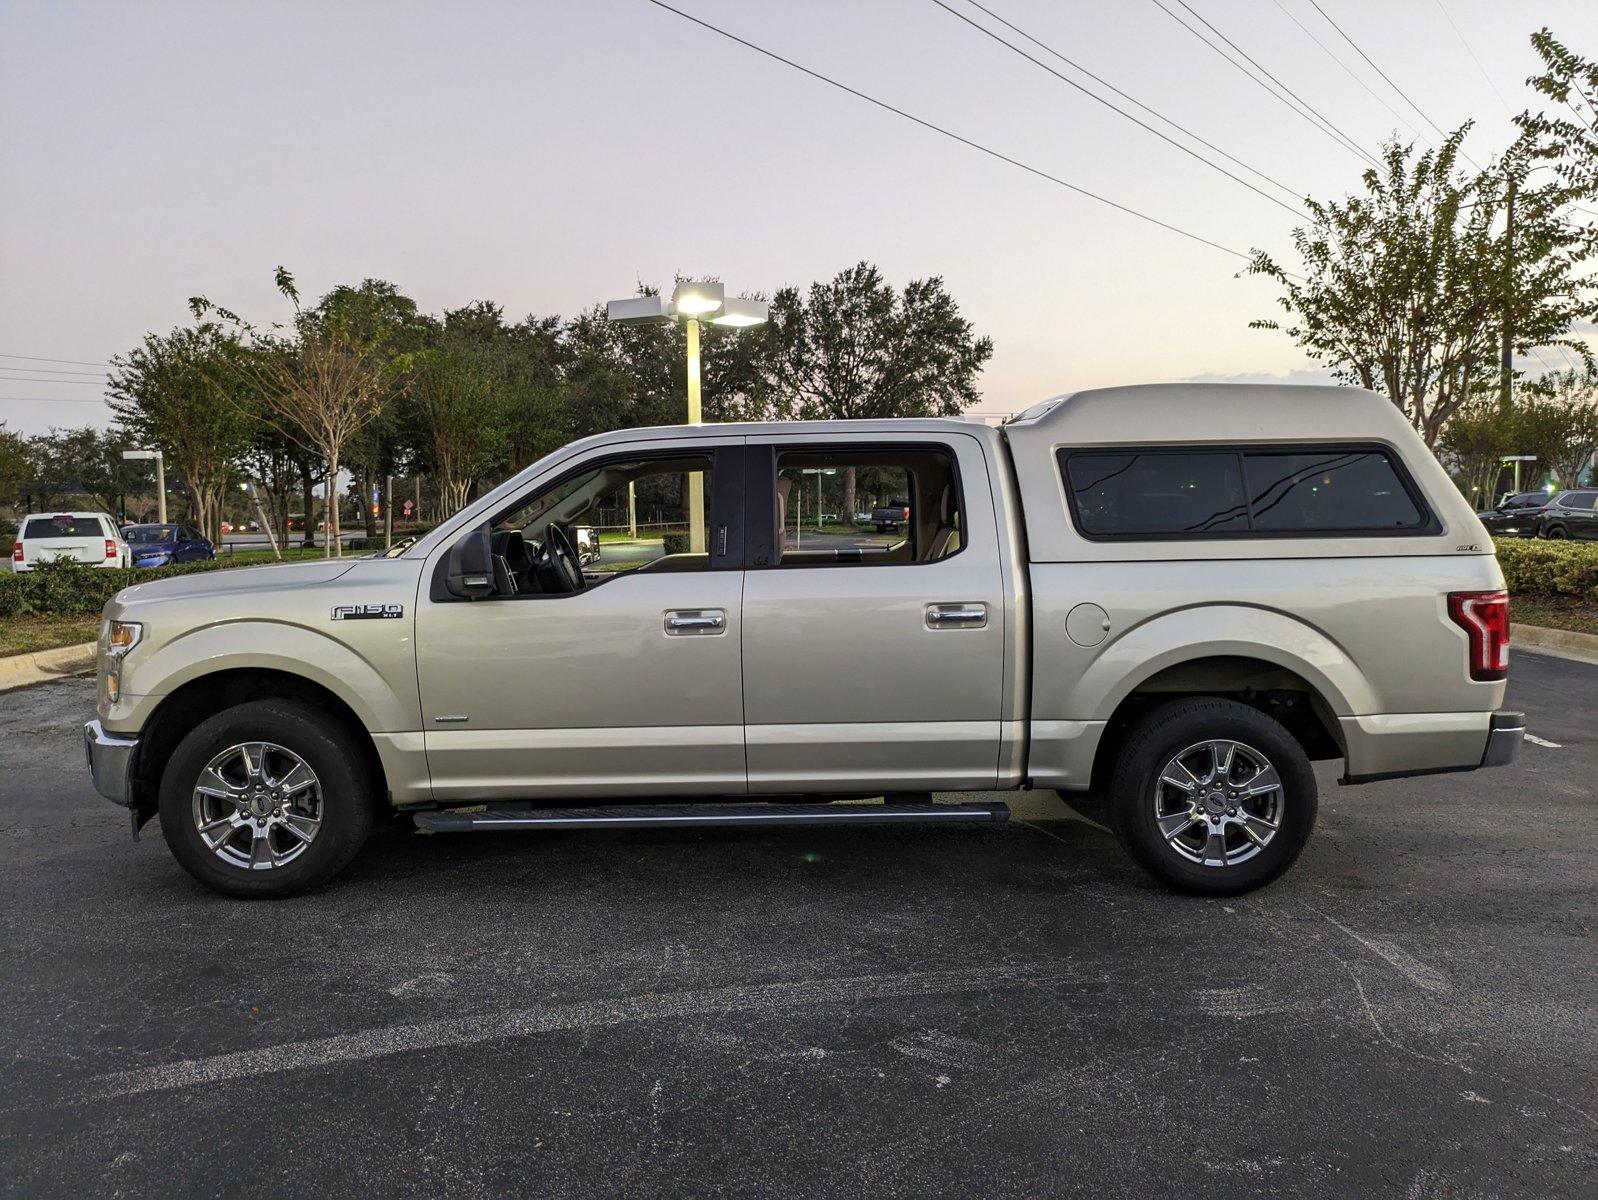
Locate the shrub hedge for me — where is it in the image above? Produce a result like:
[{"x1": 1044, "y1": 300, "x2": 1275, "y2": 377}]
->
[
  {"x1": 1492, "y1": 539, "x2": 1598, "y2": 600},
  {"x1": 0, "y1": 558, "x2": 222, "y2": 619}
]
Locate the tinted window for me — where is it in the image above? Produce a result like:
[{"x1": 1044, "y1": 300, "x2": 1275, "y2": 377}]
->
[
  {"x1": 1065, "y1": 452, "x2": 1249, "y2": 536},
  {"x1": 1244, "y1": 450, "x2": 1423, "y2": 532},
  {"x1": 775, "y1": 449, "x2": 961, "y2": 566},
  {"x1": 23, "y1": 516, "x2": 104, "y2": 538},
  {"x1": 125, "y1": 525, "x2": 178, "y2": 543},
  {"x1": 1558, "y1": 492, "x2": 1596, "y2": 510}
]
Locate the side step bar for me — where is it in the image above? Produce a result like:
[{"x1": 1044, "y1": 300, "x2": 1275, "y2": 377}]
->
[{"x1": 413, "y1": 800, "x2": 1011, "y2": 833}]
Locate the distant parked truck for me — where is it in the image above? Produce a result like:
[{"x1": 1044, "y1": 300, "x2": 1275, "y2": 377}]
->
[
  {"x1": 84, "y1": 384, "x2": 1522, "y2": 899},
  {"x1": 871, "y1": 498, "x2": 911, "y2": 533}
]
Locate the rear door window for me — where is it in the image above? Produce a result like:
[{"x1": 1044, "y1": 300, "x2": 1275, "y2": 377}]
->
[{"x1": 1557, "y1": 492, "x2": 1596, "y2": 510}]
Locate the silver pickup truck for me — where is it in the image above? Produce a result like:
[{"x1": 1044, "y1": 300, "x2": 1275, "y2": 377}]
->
[{"x1": 85, "y1": 383, "x2": 1522, "y2": 899}]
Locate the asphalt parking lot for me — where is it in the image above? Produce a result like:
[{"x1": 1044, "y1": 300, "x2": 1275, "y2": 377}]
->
[{"x1": 1, "y1": 654, "x2": 1593, "y2": 1198}]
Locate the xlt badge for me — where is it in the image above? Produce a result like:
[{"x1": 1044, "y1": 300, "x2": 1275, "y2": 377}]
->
[{"x1": 331, "y1": 603, "x2": 404, "y2": 620}]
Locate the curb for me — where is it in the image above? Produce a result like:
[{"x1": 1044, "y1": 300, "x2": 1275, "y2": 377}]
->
[
  {"x1": 0, "y1": 641, "x2": 98, "y2": 694},
  {"x1": 1513, "y1": 622, "x2": 1598, "y2": 663}
]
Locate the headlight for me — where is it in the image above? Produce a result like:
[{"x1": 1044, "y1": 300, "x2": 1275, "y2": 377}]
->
[{"x1": 103, "y1": 621, "x2": 142, "y2": 703}]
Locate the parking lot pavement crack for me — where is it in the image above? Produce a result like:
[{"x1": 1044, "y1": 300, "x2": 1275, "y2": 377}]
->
[{"x1": 65, "y1": 961, "x2": 1075, "y2": 1105}]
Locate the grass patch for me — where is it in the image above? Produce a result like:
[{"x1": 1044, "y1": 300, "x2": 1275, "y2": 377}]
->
[
  {"x1": 0, "y1": 613, "x2": 100, "y2": 657},
  {"x1": 1513, "y1": 594, "x2": 1598, "y2": 637}
]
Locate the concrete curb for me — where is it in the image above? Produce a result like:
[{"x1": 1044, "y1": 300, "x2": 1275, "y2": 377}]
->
[
  {"x1": 0, "y1": 641, "x2": 97, "y2": 693},
  {"x1": 1513, "y1": 622, "x2": 1598, "y2": 663}
]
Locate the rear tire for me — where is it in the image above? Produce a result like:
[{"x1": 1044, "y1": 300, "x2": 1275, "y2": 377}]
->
[
  {"x1": 1544, "y1": 525, "x2": 1568, "y2": 539},
  {"x1": 158, "y1": 699, "x2": 375, "y2": 898},
  {"x1": 1107, "y1": 697, "x2": 1316, "y2": 896}
]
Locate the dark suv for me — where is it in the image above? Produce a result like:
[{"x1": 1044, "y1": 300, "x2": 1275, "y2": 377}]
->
[
  {"x1": 1536, "y1": 489, "x2": 1598, "y2": 540},
  {"x1": 1476, "y1": 491, "x2": 1550, "y2": 539}
]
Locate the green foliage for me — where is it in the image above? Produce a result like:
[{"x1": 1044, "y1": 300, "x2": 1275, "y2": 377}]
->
[
  {"x1": 1517, "y1": 29, "x2": 1598, "y2": 208},
  {"x1": 660, "y1": 532, "x2": 691, "y2": 556},
  {"x1": 22, "y1": 426, "x2": 146, "y2": 512},
  {"x1": 1494, "y1": 538, "x2": 1598, "y2": 599},
  {"x1": 0, "y1": 558, "x2": 222, "y2": 619},
  {"x1": 1518, "y1": 371, "x2": 1598, "y2": 487},
  {"x1": 1250, "y1": 128, "x2": 1594, "y2": 445}
]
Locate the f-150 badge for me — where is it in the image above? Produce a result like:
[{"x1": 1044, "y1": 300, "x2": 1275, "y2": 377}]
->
[{"x1": 331, "y1": 603, "x2": 404, "y2": 620}]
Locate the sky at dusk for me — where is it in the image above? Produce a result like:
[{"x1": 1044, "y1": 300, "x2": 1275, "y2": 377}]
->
[{"x1": 3, "y1": 0, "x2": 1595, "y2": 435}]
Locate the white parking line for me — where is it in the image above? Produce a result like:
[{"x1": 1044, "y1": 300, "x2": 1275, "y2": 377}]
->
[{"x1": 1525, "y1": 734, "x2": 1562, "y2": 749}]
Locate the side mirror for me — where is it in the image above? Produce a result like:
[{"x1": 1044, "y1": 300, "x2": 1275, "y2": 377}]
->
[{"x1": 445, "y1": 528, "x2": 495, "y2": 599}]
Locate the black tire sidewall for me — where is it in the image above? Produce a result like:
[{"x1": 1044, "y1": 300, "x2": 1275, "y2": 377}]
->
[
  {"x1": 1109, "y1": 698, "x2": 1317, "y2": 896},
  {"x1": 157, "y1": 699, "x2": 373, "y2": 898}
]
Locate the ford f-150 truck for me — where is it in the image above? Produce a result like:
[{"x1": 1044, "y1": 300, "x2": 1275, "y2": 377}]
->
[{"x1": 84, "y1": 383, "x2": 1523, "y2": 899}]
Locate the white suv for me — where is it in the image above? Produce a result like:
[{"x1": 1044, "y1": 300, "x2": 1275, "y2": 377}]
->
[{"x1": 12, "y1": 512, "x2": 130, "y2": 572}]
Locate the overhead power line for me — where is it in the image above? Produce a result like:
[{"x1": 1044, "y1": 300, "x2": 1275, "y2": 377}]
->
[
  {"x1": 1154, "y1": 0, "x2": 1380, "y2": 169},
  {"x1": 1431, "y1": 0, "x2": 1512, "y2": 117},
  {"x1": 0, "y1": 396, "x2": 112, "y2": 405},
  {"x1": 642, "y1": 0, "x2": 1260, "y2": 263},
  {"x1": 0, "y1": 352, "x2": 111, "y2": 368},
  {"x1": 0, "y1": 372, "x2": 105, "y2": 385},
  {"x1": 1270, "y1": 0, "x2": 1426, "y2": 142},
  {"x1": 935, "y1": 1, "x2": 1305, "y2": 215},
  {"x1": 1304, "y1": 0, "x2": 1467, "y2": 164}
]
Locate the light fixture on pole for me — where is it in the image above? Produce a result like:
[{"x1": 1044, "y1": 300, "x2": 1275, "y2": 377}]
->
[
  {"x1": 121, "y1": 449, "x2": 166, "y2": 523},
  {"x1": 606, "y1": 281, "x2": 768, "y2": 552}
]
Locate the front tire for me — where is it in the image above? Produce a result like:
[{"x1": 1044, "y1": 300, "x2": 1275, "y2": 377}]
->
[
  {"x1": 1107, "y1": 698, "x2": 1316, "y2": 896},
  {"x1": 158, "y1": 699, "x2": 375, "y2": 898}
]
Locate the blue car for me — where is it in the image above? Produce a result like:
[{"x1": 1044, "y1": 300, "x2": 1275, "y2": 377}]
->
[{"x1": 121, "y1": 523, "x2": 215, "y2": 568}]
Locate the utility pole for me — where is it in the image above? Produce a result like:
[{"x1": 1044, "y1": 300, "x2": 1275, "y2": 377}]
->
[{"x1": 1499, "y1": 176, "x2": 1516, "y2": 411}]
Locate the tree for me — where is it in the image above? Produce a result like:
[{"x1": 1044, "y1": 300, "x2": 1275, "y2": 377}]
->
[
  {"x1": 107, "y1": 324, "x2": 256, "y2": 541},
  {"x1": 409, "y1": 320, "x2": 509, "y2": 515},
  {"x1": 1249, "y1": 130, "x2": 1593, "y2": 446},
  {"x1": 1518, "y1": 29, "x2": 1598, "y2": 204},
  {"x1": 763, "y1": 262, "x2": 993, "y2": 517},
  {"x1": 192, "y1": 268, "x2": 401, "y2": 556},
  {"x1": 0, "y1": 423, "x2": 29, "y2": 513},
  {"x1": 1438, "y1": 399, "x2": 1514, "y2": 505},
  {"x1": 24, "y1": 426, "x2": 146, "y2": 515},
  {"x1": 1521, "y1": 370, "x2": 1598, "y2": 487}
]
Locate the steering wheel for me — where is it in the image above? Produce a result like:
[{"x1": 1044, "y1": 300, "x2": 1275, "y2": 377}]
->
[{"x1": 536, "y1": 523, "x2": 586, "y2": 593}]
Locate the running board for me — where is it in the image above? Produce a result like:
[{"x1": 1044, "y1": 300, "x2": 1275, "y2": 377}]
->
[{"x1": 413, "y1": 800, "x2": 1011, "y2": 833}]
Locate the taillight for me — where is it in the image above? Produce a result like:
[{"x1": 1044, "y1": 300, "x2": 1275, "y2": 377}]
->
[
  {"x1": 1448, "y1": 591, "x2": 1510, "y2": 681},
  {"x1": 105, "y1": 538, "x2": 117, "y2": 560},
  {"x1": 10, "y1": 542, "x2": 21, "y2": 563},
  {"x1": 902, "y1": 506, "x2": 910, "y2": 520}
]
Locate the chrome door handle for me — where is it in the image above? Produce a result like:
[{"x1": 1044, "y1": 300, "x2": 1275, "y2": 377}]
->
[
  {"x1": 926, "y1": 604, "x2": 987, "y2": 628},
  {"x1": 665, "y1": 610, "x2": 726, "y2": 634}
]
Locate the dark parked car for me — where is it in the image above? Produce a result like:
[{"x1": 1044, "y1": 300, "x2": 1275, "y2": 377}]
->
[
  {"x1": 1536, "y1": 489, "x2": 1598, "y2": 540},
  {"x1": 121, "y1": 523, "x2": 215, "y2": 568},
  {"x1": 1475, "y1": 491, "x2": 1550, "y2": 539}
]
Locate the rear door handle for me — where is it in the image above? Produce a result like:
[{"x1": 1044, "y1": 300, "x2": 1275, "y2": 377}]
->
[
  {"x1": 665, "y1": 609, "x2": 726, "y2": 635},
  {"x1": 926, "y1": 603, "x2": 987, "y2": 629}
]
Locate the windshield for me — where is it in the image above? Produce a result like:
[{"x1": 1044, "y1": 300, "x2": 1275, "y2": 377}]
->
[{"x1": 124, "y1": 525, "x2": 178, "y2": 543}]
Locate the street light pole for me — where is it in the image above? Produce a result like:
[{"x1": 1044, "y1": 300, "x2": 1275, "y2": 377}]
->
[{"x1": 606, "y1": 280, "x2": 768, "y2": 558}]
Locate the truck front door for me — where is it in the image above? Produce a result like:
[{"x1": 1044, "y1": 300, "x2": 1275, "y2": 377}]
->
[
  {"x1": 414, "y1": 440, "x2": 747, "y2": 801},
  {"x1": 738, "y1": 433, "x2": 1009, "y2": 793}
]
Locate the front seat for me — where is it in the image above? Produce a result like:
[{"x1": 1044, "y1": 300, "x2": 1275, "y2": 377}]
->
[
  {"x1": 490, "y1": 529, "x2": 537, "y2": 594},
  {"x1": 927, "y1": 484, "x2": 960, "y2": 559}
]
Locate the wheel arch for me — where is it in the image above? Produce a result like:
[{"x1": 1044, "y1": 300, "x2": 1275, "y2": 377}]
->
[{"x1": 129, "y1": 668, "x2": 388, "y2": 831}]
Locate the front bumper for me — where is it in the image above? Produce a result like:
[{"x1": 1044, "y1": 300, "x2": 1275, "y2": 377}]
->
[
  {"x1": 84, "y1": 719, "x2": 139, "y2": 805},
  {"x1": 1480, "y1": 710, "x2": 1525, "y2": 768}
]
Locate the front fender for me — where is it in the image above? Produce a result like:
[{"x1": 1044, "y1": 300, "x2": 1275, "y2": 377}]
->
[
  {"x1": 107, "y1": 620, "x2": 420, "y2": 734},
  {"x1": 1076, "y1": 604, "x2": 1377, "y2": 720}
]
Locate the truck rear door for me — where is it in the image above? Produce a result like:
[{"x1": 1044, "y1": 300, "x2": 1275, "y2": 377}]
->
[{"x1": 738, "y1": 432, "x2": 1007, "y2": 792}]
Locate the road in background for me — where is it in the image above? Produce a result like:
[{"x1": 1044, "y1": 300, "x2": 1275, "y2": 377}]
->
[{"x1": 0, "y1": 653, "x2": 1593, "y2": 1196}]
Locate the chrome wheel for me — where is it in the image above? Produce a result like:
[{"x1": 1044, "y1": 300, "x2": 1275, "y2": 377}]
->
[
  {"x1": 190, "y1": 742, "x2": 323, "y2": 870},
  {"x1": 1152, "y1": 739, "x2": 1284, "y2": 868}
]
